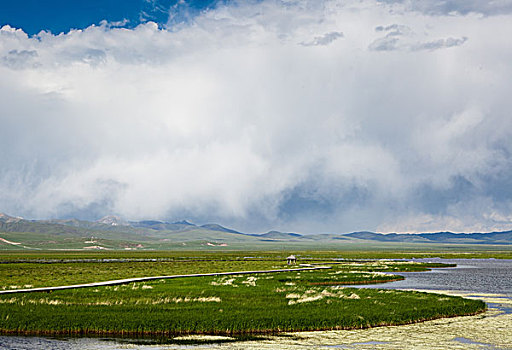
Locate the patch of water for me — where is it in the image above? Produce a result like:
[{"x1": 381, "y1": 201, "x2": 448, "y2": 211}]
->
[
  {"x1": 452, "y1": 337, "x2": 497, "y2": 349},
  {"x1": 487, "y1": 303, "x2": 512, "y2": 316},
  {"x1": 0, "y1": 336, "x2": 113, "y2": 350},
  {"x1": 322, "y1": 341, "x2": 391, "y2": 349},
  {"x1": 355, "y1": 259, "x2": 512, "y2": 295}
]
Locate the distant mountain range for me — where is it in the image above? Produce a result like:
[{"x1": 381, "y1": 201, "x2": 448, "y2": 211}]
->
[
  {"x1": 1, "y1": 212, "x2": 511, "y2": 250},
  {"x1": 343, "y1": 231, "x2": 512, "y2": 244}
]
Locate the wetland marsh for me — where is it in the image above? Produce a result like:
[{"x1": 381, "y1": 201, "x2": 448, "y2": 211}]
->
[
  {"x1": 0, "y1": 252, "x2": 488, "y2": 346},
  {"x1": 0, "y1": 259, "x2": 512, "y2": 350}
]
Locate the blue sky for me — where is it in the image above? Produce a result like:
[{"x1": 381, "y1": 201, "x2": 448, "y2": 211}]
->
[
  {"x1": 0, "y1": 0, "x2": 217, "y2": 35},
  {"x1": 1, "y1": 0, "x2": 512, "y2": 234}
]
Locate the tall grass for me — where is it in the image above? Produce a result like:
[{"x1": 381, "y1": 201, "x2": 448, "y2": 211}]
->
[{"x1": 0, "y1": 263, "x2": 485, "y2": 336}]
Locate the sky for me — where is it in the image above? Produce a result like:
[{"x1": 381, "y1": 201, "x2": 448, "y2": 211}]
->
[{"x1": 1, "y1": 0, "x2": 512, "y2": 234}]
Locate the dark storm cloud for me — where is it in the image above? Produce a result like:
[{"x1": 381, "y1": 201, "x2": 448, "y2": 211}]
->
[{"x1": 1, "y1": 0, "x2": 512, "y2": 234}]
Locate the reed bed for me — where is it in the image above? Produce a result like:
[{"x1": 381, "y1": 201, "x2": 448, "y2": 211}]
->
[{"x1": 0, "y1": 260, "x2": 485, "y2": 336}]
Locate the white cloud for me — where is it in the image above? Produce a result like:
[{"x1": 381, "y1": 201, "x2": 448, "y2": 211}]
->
[
  {"x1": 1, "y1": 0, "x2": 512, "y2": 233},
  {"x1": 376, "y1": 0, "x2": 512, "y2": 16}
]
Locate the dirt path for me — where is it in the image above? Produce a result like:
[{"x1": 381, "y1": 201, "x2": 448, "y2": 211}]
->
[
  {"x1": 0, "y1": 237, "x2": 41, "y2": 250},
  {"x1": 0, "y1": 266, "x2": 331, "y2": 294}
]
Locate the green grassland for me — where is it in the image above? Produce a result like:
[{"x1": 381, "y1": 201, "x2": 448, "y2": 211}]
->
[
  {"x1": 1, "y1": 246, "x2": 511, "y2": 261},
  {"x1": 0, "y1": 253, "x2": 485, "y2": 336},
  {"x1": 0, "y1": 255, "x2": 450, "y2": 289}
]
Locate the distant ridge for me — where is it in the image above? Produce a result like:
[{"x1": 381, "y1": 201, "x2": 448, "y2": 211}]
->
[
  {"x1": 96, "y1": 215, "x2": 128, "y2": 226},
  {"x1": 259, "y1": 231, "x2": 302, "y2": 240},
  {"x1": 1, "y1": 212, "x2": 512, "y2": 250},
  {"x1": 200, "y1": 224, "x2": 243, "y2": 235},
  {"x1": 344, "y1": 230, "x2": 512, "y2": 244},
  {"x1": 130, "y1": 220, "x2": 198, "y2": 231},
  {"x1": 0, "y1": 213, "x2": 24, "y2": 223},
  {"x1": 173, "y1": 220, "x2": 194, "y2": 226}
]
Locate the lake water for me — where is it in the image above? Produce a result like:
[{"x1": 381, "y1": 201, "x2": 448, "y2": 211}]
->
[
  {"x1": 353, "y1": 258, "x2": 512, "y2": 296},
  {"x1": 1, "y1": 258, "x2": 511, "y2": 349}
]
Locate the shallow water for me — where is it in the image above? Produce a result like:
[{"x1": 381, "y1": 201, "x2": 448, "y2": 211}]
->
[
  {"x1": 0, "y1": 336, "x2": 117, "y2": 350},
  {"x1": 355, "y1": 258, "x2": 512, "y2": 296},
  {"x1": 1, "y1": 258, "x2": 511, "y2": 349}
]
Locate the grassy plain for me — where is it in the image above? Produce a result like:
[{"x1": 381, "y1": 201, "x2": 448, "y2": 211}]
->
[
  {"x1": 0, "y1": 251, "x2": 486, "y2": 336},
  {"x1": 1, "y1": 245, "x2": 511, "y2": 260},
  {"x1": 0, "y1": 251, "x2": 454, "y2": 288}
]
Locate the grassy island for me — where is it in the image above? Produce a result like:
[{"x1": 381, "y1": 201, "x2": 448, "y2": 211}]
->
[{"x1": 0, "y1": 252, "x2": 485, "y2": 337}]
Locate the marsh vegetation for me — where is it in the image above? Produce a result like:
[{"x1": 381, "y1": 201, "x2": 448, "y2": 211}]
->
[{"x1": 0, "y1": 252, "x2": 484, "y2": 336}]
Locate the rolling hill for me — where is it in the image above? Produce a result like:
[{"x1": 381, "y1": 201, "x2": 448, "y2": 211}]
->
[{"x1": 1, "y1": 212, "x2": 512, "y2": 250}]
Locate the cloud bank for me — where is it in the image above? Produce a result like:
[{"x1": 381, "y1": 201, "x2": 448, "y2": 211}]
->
[{"x1": 1, "y1": 0, "x2": 512, "y2": 234}]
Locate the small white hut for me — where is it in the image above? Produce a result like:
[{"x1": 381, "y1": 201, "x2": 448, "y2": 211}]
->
[{"x1": 286, "y1": 255, "x2": 297, "y2": 265}]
